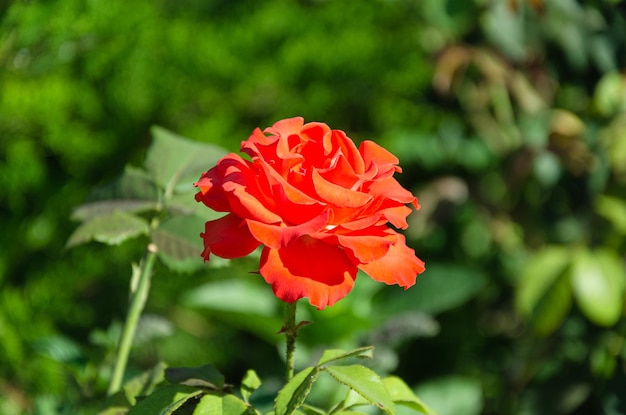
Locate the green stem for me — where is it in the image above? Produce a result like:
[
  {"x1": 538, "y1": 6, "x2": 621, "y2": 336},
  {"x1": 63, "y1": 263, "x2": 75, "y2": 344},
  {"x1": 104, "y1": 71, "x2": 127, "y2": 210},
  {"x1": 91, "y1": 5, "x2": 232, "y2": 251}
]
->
[
  {"x1": 284, "y1": 301, "x2": 298, "y2": 382},
  {"x1": 107, "y1": 243, "x2": 158, "y2": 396}
]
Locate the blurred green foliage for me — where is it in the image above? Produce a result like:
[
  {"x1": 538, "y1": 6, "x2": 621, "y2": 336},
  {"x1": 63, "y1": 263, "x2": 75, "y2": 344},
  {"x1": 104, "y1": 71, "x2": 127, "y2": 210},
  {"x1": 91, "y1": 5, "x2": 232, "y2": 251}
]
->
[{"x1": 1, "y1": 0, "x2": 626, "y2": 414}]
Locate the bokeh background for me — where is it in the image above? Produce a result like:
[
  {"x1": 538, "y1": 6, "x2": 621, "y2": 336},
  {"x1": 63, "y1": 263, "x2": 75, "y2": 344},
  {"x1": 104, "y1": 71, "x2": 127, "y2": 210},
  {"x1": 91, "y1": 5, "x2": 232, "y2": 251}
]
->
[{"x1": 2, "y1": 0, "x2": 626, "y2": 414}]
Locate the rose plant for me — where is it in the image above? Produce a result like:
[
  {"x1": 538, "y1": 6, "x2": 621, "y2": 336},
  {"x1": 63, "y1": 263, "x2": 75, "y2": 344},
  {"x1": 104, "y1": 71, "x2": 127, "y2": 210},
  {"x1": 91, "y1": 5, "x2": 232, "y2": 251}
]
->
[{"x1": 68, "y1": 121, "x2": 434, "y2": 415}]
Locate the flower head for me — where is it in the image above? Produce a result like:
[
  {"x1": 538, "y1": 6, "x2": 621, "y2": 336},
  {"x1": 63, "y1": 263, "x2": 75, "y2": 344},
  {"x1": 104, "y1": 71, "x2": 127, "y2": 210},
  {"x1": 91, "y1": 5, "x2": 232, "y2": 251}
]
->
[{"x1": 194, "y1": 117, "x2": 425, "y2": 309}]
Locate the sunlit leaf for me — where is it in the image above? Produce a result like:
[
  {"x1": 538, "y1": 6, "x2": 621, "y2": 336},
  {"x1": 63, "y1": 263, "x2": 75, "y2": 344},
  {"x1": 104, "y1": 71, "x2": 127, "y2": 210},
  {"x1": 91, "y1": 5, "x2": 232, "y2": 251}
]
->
[
  {"x1": 323, "y1": 365, "x2": 394, "y2": 414},
  {"x1": 571, "y1": 249, "x2": 625, "y2": 326},
  {"x1": 223, "y1": 394, "x2": 253, "y2": 415},
  {"x1": 98, "y1": 406, "x2": 129, "y2": 415},
  {"x1": 384, "y1": 376, "x2": 436, "y2": 414},
  {"x1": 66, "y1": 211, "x2": 149, "y2": 247},
  {"x1": 595, "y1": 195, "x2": 626, "y2": 235},
  {"x1": 515, "y1": 246, "x2": 571, "y2": 317},
  {"x1": 193, "y1": 393, "x2": 221, "y2": 415},
  {"x1": 531, "y1": 271, "x2": 572, "y2": 335},
  {"x1": 275, "y1": 367, "x2": 319, "y2": 415},
  {"x1": 241, "y1": 369, "x2": 261, "y2": 404},
  {"x1": 300, "y1": 404, "x2": 327, "y2": 415},
  {"x1": 317, "y1": 346, "x2": 374, "y2": 366},
  {"x1": 192, "y1": 393, "x2": 252, "y2": 415},
  {"x1": 594, "y1": 72, "x2": 626, "y2": 117}
]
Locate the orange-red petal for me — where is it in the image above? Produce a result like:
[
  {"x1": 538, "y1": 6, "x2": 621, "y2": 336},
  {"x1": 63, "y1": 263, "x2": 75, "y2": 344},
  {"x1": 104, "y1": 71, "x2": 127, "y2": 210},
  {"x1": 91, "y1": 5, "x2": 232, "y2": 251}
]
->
[
  {"x1": 259, "y1": 236, "x2": 358, "y2": 309},
  {"x1": 360, "y1": 140, "x2": 400, "y2": 179},
  {"x1": 358, "y1": 234, "x2": 425, "y2": 288},
  {"x1": 200, "y1": 214, "x2": 260, "y2": 260},
  {"x1": 247, "y1": 210, "x2": 331, "y2": 249},
  {"x1": 312, "y1": 169, "x2": 372, "y2": 208}
]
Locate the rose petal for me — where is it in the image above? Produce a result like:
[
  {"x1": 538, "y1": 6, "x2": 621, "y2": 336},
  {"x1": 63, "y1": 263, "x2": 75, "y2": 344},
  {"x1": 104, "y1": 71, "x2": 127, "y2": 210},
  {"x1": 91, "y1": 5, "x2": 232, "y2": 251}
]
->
[
  {"x1": 254, "y1": 160, "x2": 326, "y2": 224},
  {"x1": 264, "y1": 116, "x2": 305, "y2": 138},
  {"x1": 331, "y1": 129, "x2": 365, "y2": 174},
  {"x1": 312, "y1": 169, "x2": 372, "y2": 208},
  {"x1": 259, "y1": 236, "x2": 358, "y2": 309},
  {"x1": 379, "y1": 205, "x2": 414, "y2": 229},
  {"x1": 247, "y1": 210, "x2": 331, "y2": 249},
  {"x1": 194, "y1": 172, "x2": 230, "y2": 212},
  {"x1": 360, "y1": 140, "x2": 400, "y2": 177},
  {"x1": 367, "y1": 177, "x2": 419, "y2": 207},
  {"x1": 358, "y1": 233, "x2": 425, "y2": 288},
  {"x1": 224, "y1": 179, "x2": 283, "y2": 224},
  {"x1": 200, "y1": 214, "x2": 261, "y2": 260},
  {"x1": 339, "y1": 214, "x2": 385, "y2": 231},
  {"x1": 195, "y1": 154, "x2": 283, "y2": 224},
  {"x1": 317, "y1": 227, "x2": 394, "y2": 263},
  {"x1": 317, "y1": 152, "x2": 359, "y2": 189}
]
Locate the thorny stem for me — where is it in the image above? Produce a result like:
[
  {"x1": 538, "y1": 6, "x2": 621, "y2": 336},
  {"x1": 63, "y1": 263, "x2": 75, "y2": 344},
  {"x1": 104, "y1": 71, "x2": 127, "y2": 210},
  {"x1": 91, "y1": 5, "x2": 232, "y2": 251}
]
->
[
  {"x1": 283, "y1": 301, "x2": 298, "y2": 382},
  {"x1": 107, "y1": 243, "x2": 158, "y2": 396}
]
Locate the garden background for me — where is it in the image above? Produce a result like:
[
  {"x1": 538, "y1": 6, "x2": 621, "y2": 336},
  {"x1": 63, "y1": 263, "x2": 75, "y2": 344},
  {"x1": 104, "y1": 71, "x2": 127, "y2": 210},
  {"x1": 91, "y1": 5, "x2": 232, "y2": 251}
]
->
[{"x1": 2, "y1": 0, "x2": 626, "y2": 414}]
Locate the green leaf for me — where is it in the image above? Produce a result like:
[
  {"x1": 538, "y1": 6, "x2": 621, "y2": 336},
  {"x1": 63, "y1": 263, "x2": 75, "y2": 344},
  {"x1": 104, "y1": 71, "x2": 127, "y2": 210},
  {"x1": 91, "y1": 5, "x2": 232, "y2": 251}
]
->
[
  {"x1": 182, "y1": 279, "x2": 276, "y2": 317},
  {"x1": 335, "y1": 388, "x2": 369, "y2": 411},
  {"x1": 531, "y1": 269, "x2": 572, "y2": 335},
  {"x1": 323, "y1": 365, "x2": 394, "y2": 414},
  {"x1": 223, "y1": 395, "x2": 254, "y2": 415},
  {"x1": 193, "y1": 393, "x2": 221, "y2": 415},
  {"x1": 72, "y1": 200, "x2": 158, "y2": 222},
  {"x1": 98, "y1": 406, "x2": 129, "y2": 415},
  {"x1": 515, "y1": 246, "x2": 571, "y2": 317},
  {"x1": 87, "y1": 166, "x2": 160, "y2": 203},
  {"x1": 594, "y1": 71, "x2": 626, "y2": 117},
  {"x1": 595, "y1": 195, "x2": 626, "y2": 235},
  {"x1": 134, "y1": 315, "x2": 174, "y2": 346},
  {"x1": 275, "y1": 367, "x2": 319, "y2": 415},
  {"x1": 317, "y1": 346, "x2": 374, "y2": 366},
  {"x1": 126, "y1": 384, "x2": 201, "y2": 415},
  {"x1": 571, "y1": 249, "x2": 625, "y2": 326},
  {"x1": 145, "y1": 126, "x2": 228, "y2": 196},
  {"x1": 384, "y1": 376, "x2": 436, "y2": 414},
  {"x1": 374, "y1": 264, "x2": 487, "y2": 316},
  {"x1": 192, "y1": 393, "x2": 252, "y2": 415},
  {"x1": 32, "y1": 335, "x2": 83, "y2": 364},
  {"x1": 414, "y1": 376, "x2": 482, "y2": 415},
  {"x1": 165, "y1": 363, "x2": 225, "y2": 390},
  {"x1": 300, "y1": 404, "x2": 327, "y2": 415},
  {"x1": 166, "y1": 191, "x2": 224, "y2": 221},
  {"x1": 181, "y1": 278, "x2": 283, "y2": 343},
  {"x1": 151, "y1": 215, "x2": 209, "y2": 273},
  {"x1": 241, "y1": 370, "x2": 262, "y2": 404},
  {"x1": 122, "y1": 362, "x2": 167, "y2": 406},
  {"x1": 66, "y1": 210, "x2": 149, "y2": 247}
]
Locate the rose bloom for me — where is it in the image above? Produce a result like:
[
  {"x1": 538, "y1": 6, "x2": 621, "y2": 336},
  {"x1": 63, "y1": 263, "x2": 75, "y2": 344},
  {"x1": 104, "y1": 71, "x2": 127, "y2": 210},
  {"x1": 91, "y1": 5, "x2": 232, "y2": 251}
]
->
[{"x1": 194, "y1": 117, "x2": 425, "y2": 309}]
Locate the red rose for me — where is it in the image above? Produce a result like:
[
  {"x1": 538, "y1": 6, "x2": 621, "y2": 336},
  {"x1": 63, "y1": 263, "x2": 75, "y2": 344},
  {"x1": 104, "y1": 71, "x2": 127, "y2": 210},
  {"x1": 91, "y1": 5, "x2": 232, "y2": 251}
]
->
[{"x1": 194, "y1": 117, "x2": 425, "y2": 309}]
